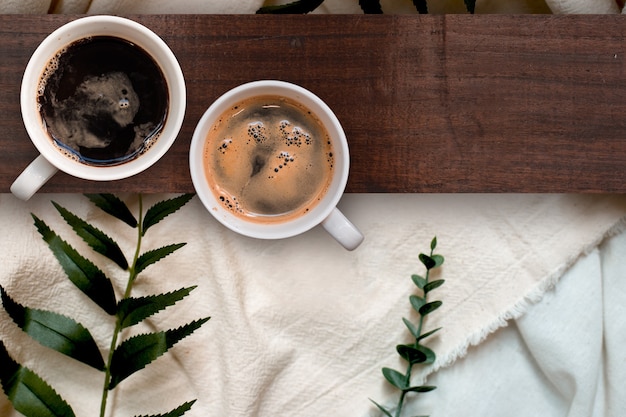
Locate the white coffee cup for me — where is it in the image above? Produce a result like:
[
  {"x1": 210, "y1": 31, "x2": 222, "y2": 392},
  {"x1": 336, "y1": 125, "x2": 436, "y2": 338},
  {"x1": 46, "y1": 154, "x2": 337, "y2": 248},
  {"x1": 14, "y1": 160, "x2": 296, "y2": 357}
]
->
[
  {"x1": 189, "y1": 80, "x2": 364, "y2": 250},
  {"x1": 11, "y1": 15, "x2": 186, "y2": 201}
]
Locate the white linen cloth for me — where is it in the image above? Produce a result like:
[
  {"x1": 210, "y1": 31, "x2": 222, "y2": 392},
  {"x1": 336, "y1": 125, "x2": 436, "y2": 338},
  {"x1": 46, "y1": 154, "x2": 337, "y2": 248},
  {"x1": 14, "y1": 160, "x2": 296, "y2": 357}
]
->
[
  {"x1": 1, "y1": 193, "x2": 625, "y2": 417},
  {"x1": 405, "y1": 228, "x2": 626, "y2": 417}
]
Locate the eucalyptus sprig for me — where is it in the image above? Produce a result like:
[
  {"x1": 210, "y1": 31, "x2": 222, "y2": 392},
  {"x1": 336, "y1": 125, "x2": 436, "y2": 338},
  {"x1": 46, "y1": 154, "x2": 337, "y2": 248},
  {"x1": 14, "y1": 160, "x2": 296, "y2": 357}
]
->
[
  {"x1": 371, "y1": 237, "x2": 444, "y2": 417},
  {"x1": 0, "y1": 193, "x2": 209, "y2": 417}
]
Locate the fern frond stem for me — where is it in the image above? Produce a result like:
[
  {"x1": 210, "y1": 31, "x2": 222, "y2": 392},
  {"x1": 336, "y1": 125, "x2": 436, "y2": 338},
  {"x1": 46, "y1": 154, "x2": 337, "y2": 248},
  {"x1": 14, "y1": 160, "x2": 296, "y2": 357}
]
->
[{"x1": 100, "y1": 194, "x2": 144, "y2": 417}]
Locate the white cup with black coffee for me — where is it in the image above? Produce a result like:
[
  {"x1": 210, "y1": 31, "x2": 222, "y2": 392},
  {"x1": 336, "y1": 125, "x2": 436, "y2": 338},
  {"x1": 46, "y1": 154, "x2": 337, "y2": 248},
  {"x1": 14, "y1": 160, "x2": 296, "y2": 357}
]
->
[
  {"x1": 11, "y1": 15, "x2": 185, "y2": 200},
  {"x1": 189, "y1": 80, "x2": 364, "y2": 250}
]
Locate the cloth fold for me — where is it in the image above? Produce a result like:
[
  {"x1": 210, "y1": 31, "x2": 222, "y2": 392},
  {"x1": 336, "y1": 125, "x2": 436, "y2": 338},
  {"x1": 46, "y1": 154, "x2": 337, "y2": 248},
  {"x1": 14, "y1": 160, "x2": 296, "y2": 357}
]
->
[{"x1": 1, "y1": 193, "x2": 624, "y2": 416}]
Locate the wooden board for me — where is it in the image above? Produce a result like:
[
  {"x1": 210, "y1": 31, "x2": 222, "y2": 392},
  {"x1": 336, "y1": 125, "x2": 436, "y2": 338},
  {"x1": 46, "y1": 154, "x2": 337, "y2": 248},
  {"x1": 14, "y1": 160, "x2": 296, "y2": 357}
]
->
[{"x1": 1, "y1": 14, "x2": 626, "y2": 193}]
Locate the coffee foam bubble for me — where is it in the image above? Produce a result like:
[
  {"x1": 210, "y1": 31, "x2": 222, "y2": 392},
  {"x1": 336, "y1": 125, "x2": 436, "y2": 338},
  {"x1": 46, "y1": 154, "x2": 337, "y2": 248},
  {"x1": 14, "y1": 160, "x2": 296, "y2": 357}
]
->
[{"x1": 37, "y1": 45, "x2": 71, "y2": 100}]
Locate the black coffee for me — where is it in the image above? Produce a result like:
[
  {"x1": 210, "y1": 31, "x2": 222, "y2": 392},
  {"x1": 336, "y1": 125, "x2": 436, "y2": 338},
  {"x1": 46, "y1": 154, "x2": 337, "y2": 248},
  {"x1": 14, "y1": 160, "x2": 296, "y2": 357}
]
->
[{"x1": 38, "y1": 36, "x2": 169, "y2": 166}]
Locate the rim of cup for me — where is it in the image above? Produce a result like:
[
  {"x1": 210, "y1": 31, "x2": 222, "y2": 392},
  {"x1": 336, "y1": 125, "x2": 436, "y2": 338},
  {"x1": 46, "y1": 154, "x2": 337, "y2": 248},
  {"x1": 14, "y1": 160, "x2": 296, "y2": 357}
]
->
[
  {"x1": 190, "y1": 80, "x2": 350, "y2": 240},
  {"x1": 20, "y1": 15, "x2": 186, "y2": 181}
]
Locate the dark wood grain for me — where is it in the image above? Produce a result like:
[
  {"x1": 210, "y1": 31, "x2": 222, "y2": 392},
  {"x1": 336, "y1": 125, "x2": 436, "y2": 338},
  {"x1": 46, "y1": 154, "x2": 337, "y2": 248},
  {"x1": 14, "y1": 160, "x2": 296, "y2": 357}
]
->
[{"x1": 1, "y1": 14, "x2": 626, "y2": 193}]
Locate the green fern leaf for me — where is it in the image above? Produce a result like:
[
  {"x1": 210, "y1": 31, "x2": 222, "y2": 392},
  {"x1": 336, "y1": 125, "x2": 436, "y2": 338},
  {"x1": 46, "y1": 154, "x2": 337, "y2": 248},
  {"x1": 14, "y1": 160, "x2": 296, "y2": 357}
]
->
[
  {"x1": 142, "y1": 194, "x2": 194, "y2": 236},
  {"x1": 118, "y1": 287, "x2": 197, "y2": 329},
  {"x1": 135, "y1": 243, "x2": 186, "y2": 275},
  {"x1": 32, "y1": 214, "x2": 117, "y2": 315},
  {"x1": 413, "y1": 0, "x2": 428, "y2": 13},
  {"x1": 1, "y1": 286, "x2": 105, "y2": 370},
  {"x1": 0, "y1": 341, "x2": 75, "y2": 417},
  {"x1": 52, "y1": 202, "x2": 128, "y2": 270},
  {"x1": 134, "y1": 400, "x2": 196, "y2": 417},
  {"x1": 359, "y1": 0, "x2": 383, "y2": 13},
  {"x1": 84, "y1": 194, "x2": 137, "y2": 228},
  {"x1": 256, "y1": 0, "x2": 324, "y2": 14},
  {"x1": 109, "y1": 318, "x2": 210, "y2": 389}
]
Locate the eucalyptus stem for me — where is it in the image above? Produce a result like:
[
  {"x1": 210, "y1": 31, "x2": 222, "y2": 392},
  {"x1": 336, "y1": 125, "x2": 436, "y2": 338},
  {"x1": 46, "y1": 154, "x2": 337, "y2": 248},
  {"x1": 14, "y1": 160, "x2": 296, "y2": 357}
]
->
[
  {"x1": 371, "y1": 238, "x2": 443, "y2": 417},
  {"x1": 99, "y1": 195, "x2": 144, "y2": 417},
  {"x1": 394, "y1": 245, "x2": 433, "y2": 417}
]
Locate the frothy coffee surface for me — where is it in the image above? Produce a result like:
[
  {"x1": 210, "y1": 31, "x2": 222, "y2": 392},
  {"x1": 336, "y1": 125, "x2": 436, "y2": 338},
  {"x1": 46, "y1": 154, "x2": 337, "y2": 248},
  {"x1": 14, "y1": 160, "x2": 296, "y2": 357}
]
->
[
  {"x1": 203, "y1": 95, "x2": 334, "y2": 223},
  {"x1": 38, "y1": 36, "x2": 168, "y2": 165}
]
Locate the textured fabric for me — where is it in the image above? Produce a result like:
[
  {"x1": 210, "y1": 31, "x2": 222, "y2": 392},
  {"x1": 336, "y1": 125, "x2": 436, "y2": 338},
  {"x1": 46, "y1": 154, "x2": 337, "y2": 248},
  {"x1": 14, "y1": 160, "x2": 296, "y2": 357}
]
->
[
  {"x1": 399, "y1": 228, "x2": 626, "y2": 417},
  {"x1": 0, "y1": 194, "x2": 624, "y2": 417}
]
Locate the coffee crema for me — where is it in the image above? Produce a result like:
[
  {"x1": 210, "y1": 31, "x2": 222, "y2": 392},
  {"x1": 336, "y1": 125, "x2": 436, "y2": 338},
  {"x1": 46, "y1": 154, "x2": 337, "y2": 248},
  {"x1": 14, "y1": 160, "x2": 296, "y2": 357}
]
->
[
  {"x1": 38, "y1": 36, "x2": 169, "y2": 166},
  {"x1": 203, "y1": 95, "x2": 334, "y2": 223}
]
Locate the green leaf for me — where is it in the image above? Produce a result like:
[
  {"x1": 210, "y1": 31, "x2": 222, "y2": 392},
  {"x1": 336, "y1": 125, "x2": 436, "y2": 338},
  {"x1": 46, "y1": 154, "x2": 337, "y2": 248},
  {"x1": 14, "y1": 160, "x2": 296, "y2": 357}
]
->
[
  {"x1": 134, "y1": 400, "x2": 196, "y2": 417},
  {"x1": 0, "y1": 341, "x2": 75, "y2": 417},
  {"x1": 369, "y1": 399, "x2": 393, "y2": 417},
  {"x1": 32, "y1": 215, "x2": 117, "y2": 315},
  {"x1": 256, "y1": 0, "x2": 324, "y2": 14},
  {"x1": 135, "y1": 243, "x2": 187, "y2": 275},
  {"x1": 52, "y1": 202, "x2": 128, "y2": 270},
  {"x1": 109, "y1": 317, "x2": 210, "y2": 389},
  {"x1": 419, "y1": 301, "x2": 443, "y2": 316},
  {"x1": 397, "y1": 344, "x2": 428, "y2": 365},
  {"x1": 416, "y1": 344, "x2": 437, "y2": 364},
  {"x1": 419, "y1": 253, "x2": 436, "y2": 270},
  {"x1": 411, "y1": 274, "x2": 427, "y2": 289},
  {"x1": 381, "y1": 367, "x2": 407, "y2": 390},
  {"x1": 416, "y1": 327, "x2": 442, "y2": 343},
  {"x1": 412, "y1": 0, "x2": 428, "y2": 13},
  {"x1": 118, "y1": 287, "x2": 197, "y2": 329},
  {"x1": 84, "y1": 194, "x2": 137, "y2": 228},
  {"x1": 423, "y1": 279, "x2": 445, "y2": 294},
  {"x1": 406, "y1": 385, "x2": 437, "y2": 393},
  {"x1": 359, "y1": 0, "x2": 383, "y2": 14},
  {"x1": 431, "y1": 254, "x2": 444, "y2": 268},
  {"x1": 430, "y1": 236, "x2": 437, "y2": 251},
  {"x1": 402, "y1": 317, "x2": 420, "y2": 339},
  {"x1": 1, "y1": 286, "x2": 105, "y2": 370},
  {"x1": 409, "y1": 295, "x2": 426, "y2": 313},
  {"x1": 142, "y1": 194, "x2": 194, "y2": 236}
]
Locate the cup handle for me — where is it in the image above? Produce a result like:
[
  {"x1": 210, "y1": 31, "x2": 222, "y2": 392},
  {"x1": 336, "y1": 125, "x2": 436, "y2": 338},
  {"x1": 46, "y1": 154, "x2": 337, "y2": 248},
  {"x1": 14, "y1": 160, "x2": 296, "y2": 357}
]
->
[
  {"x1": 10, "y1": 155, "x2": 58, "y2": 201},
  {"x1": 321, "y1": 207, "x2": 364, "y2": 251}
]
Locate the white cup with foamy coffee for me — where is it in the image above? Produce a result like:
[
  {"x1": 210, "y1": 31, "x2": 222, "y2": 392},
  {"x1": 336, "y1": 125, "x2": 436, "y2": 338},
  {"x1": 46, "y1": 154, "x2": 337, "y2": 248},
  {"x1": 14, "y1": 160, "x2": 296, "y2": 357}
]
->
[
  {"x1": 189, "y1": 80, "x2": 364, "y2": 250},
  {"x1": 11, "y1": 15, "x2": 186, "y2": 200}
]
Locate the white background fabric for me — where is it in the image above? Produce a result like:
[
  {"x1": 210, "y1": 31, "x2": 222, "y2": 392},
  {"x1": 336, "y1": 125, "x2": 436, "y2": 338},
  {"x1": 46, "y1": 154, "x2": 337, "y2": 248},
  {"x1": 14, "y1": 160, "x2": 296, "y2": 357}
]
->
[
  {"x1": 0, "y1": 194, "x2": 625, "y2": 417},
  {"x1": 404, "y1": 229, "x2": 626, "y2": 417}
]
